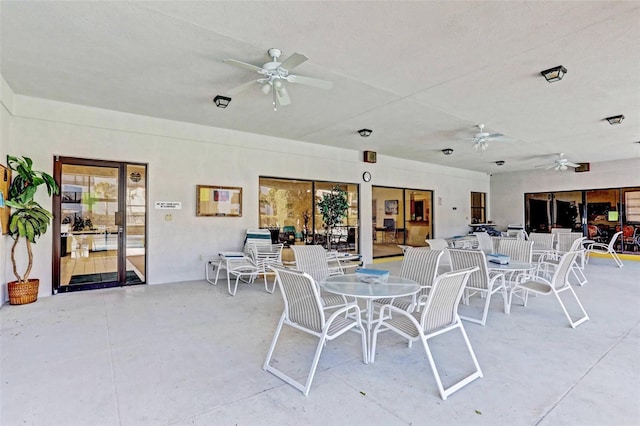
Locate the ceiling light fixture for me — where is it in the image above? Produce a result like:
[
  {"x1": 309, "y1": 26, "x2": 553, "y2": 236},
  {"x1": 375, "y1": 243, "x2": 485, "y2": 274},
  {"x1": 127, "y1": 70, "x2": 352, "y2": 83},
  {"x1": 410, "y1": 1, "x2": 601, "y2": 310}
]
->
[
  {"x1": 213, "y1": 95, "x2": 231, "y2": 108},
  {"x1": 442, "y1": 148, "x2": 454, "y2": 155},
  {"x1": 474, "y1": 140, "x2": 488, "y2": 151},
  {"x1": 358, "y1": 129, "x2": 373, "y2": 137},
  {"x1": 495, "y1": 160, "x2": 505, "y2": 166},
  {"x1": 540, "y1": 65, "x2": 567, "y2": 83},
  {"x1": 605, "y1": 115, "x2": 624, "y2": 125}
]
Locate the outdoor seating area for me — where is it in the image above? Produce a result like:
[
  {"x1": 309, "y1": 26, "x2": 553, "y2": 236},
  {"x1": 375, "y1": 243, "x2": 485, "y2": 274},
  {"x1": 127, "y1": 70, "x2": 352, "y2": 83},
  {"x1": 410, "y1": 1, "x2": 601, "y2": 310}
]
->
[{"x1": 1, "y1": 256, "x2": 637, "y2": 425}]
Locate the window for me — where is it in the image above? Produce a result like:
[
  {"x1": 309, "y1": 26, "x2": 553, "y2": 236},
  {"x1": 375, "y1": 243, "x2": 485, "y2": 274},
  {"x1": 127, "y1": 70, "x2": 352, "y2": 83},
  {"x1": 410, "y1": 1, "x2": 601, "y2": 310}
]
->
[
  {"x1": 625, "y1": 191, "x2": 640, "y2": 223},
  {"x1": 470, "y1": 192, "x2": 486, "y2": 224},
  {"x1": 259, "y1": 177, "x2": 359, "y2": 251}
]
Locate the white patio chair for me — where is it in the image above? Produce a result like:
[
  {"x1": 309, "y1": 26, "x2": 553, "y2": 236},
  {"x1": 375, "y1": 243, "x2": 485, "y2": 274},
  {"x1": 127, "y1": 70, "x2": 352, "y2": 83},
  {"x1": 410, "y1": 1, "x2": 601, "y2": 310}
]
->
[
  {"x1": 510, "y1": 251, "x2": 589, "y2": 328},
  {"x1": 586, "y1": 231, "x2": 624, "y2": 268},
  {"x1": 370, "y1": 267, "x2": 482, "y2": 400},
  {"x1": 528, "y1": 232, "x2": 555, "y2": 262},
  {"x1": 492, "y1": 239, "x2": 533, "y2": 263},
  {"x1": 247, "y1": 242, "x2": 284, "y2": 293},
  {"x1": 539, "y1": 234, "x2": 588, "y2": 286},
  {"x1": 474, "y1": 232, "x2": 494, "y2": 254},
  {"x1": 242, "y1": 228, "x2": 272, "y2": 255},
  {"x1": 425, "y1": 238, "x2": 451, "y2": 267},
  {"x1": 263, "y1": 266, "x2": 367, "y2": 396},
  {"x1": 448, "y1": 248, "x2": 508, "y2": 326},
  {"x1": 374, "y1": 247, "x2": 443, "y2": 312},
  {"x1": 290, "y1": 245, "x2": 355, "y2": 309}
]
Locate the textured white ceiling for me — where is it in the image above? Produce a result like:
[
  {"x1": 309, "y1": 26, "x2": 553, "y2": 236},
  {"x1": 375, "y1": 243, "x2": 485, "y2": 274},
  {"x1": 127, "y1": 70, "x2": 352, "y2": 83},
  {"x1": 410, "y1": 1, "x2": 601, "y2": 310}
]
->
[{"x1": 2, "y1": 1, "x2": 639, "y2": 173}]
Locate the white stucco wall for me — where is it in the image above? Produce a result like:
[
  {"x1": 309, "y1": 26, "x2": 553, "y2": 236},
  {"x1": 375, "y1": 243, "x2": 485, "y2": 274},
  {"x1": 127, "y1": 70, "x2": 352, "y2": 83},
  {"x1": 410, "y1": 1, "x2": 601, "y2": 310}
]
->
[
  {"x1": 1, "y1": 76, "x2": 16, "y2": 303},
  {"x1": 1, "y1": 84, "x2": 490, "y2": 302},
  {"x1": 490, "y1": 158, "x2": 640, "y2": 230}
]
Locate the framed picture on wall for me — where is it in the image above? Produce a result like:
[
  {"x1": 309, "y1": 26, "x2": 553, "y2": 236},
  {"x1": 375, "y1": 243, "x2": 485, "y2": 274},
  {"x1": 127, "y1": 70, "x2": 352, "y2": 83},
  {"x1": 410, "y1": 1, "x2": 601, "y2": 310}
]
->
[
  {"x1": 385, "y1": 199, "x2": 398, "y2": 215},
  {"x1": 196, "y1": 185, "x2": 242, "y2": 217}
]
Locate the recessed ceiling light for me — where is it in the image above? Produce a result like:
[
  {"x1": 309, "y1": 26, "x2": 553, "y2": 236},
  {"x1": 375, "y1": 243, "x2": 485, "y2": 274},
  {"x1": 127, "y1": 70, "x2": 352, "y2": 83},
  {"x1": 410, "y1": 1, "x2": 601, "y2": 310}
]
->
[
  {"x1": 442, "y1": 148, "x2": 454, "y2": 155},
  {"x1": 358, "y1": 129, "x2": 373, "y2": 137},
  {"x1": 495, "y1": 160, "x2": 505, "y2": 166}
]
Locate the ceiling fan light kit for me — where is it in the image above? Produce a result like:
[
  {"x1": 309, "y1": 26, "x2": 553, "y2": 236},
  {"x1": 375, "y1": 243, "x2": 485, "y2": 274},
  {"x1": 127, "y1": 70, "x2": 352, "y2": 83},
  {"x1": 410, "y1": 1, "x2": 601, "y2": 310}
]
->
[
  {"x1": 213, "y1": 95, "x2": 231, "y2": 108},
  {"x1": 540, "y1": 65, "x2": 567, "y2": 82},
  {"x1": 535, "y1": 153, "x2": 580, "y2": 172},
  {"x1": 605, "y1": 114, "x2": 624, "y2": 125},
  {"x1": 224, "y1": 48, "x2": 332, "y2": 111},
  {"x1": 358, "y1": 129, "x2": 373, "y2": 137},
  {"x1": 470, "y1": 123, "x2": 503, "y2": 153}
]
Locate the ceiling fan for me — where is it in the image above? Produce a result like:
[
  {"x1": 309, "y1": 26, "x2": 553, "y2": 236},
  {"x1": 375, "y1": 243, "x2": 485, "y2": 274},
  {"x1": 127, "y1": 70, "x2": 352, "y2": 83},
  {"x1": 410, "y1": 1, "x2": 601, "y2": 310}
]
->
[
  {"x1": 535, "y1": 153, "x2": 580, "y2": 171},
  {"x1": 469, "y1": 124, "x2": 505, "y2": 152},
  {"x1": 223, "y1": 48, "x2": 332, "y2": 111}
]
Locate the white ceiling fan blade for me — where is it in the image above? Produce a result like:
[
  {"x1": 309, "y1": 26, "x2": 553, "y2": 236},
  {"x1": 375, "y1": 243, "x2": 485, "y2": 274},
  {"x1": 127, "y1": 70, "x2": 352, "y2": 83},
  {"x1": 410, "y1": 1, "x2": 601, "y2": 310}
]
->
[
  {"x1": 276, "y1": 86, "x2": 291, "y2": 106},
  {"x1": 227, "y1": 80, "x2": 259, "y2": 95},
  {"x1": 223, "y1": 59, "x2": 263, "y2": 73},
  {"x1": 566, "y1": 162, "x2": 580, "y2": 168},
  {"x1": 485, "y1": 133, "x2": 504, "y2": 139},
  {"x1": 279, "y1": 53, "x2": 308, "y2": 71},
  {"x1": 287, "y1": 75, "x2": 333, "y2": 90}
]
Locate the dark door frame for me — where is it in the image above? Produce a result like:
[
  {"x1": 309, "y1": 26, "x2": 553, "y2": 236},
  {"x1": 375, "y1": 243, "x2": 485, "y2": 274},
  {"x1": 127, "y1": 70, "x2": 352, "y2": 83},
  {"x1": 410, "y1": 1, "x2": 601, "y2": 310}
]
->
[{"x1": 52, "y1": 156, "x2": 147, "y2": 293}]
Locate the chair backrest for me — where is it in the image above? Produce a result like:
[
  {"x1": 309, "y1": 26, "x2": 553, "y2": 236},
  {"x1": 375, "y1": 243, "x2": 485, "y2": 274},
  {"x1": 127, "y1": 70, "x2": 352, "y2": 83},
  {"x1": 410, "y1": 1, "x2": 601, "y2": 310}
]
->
[
  {"x1": 400, "y1": 247, "x2": 443, "y2": 298},
  {"x1": 493, "y1": 239, "x2": 533, "y2": 262},
  {"x1": 290, "y1": 245, "x2": 331, "y2": 283},
  {"x1": 249, "y1": 243, "x2": 283, "y2": 267},
  {"x1": 474, "y1": 232, "x2": 493, "y2": 254},
  {"x1": 271, "y1": 266, "x2": 325, "y2": 332},
  {"x1": 425, "y1": 239, "x2": 450, "y2": 264},
  {"x1": 550, "y1": 251, "x2": 581, "y2": 290},
  {"x1": 528, "y1": 232, "x2": 555, "y2": 252},
  {"x1": 447, "y1": 249, "x2": 490, "y2": 290},
  {"x1": 420, "y1": 267, "x2": 478, "y2": 332},
  {"x1": 556, "y1": 232, "x2": 584, "y2": 253},
  {"x1": 243, "y1": 228, "x2": 272, "y2": 254},
  {"x1": 608, "y1": 231, "x2": 624, "y2": 250},
  {"x1": 491, "y1": 236, "x2": 516, "y2": 254},
  {"x1": 383, "y1": 218, "x2": 395, "y2": 229}
]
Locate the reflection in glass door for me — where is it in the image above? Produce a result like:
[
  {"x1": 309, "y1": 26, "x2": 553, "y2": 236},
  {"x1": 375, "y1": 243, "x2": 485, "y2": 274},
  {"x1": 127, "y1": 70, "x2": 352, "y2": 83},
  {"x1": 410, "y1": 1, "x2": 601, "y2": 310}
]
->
[{"x1": 54, "y1": 159, "x2": 146, "y2": 292}]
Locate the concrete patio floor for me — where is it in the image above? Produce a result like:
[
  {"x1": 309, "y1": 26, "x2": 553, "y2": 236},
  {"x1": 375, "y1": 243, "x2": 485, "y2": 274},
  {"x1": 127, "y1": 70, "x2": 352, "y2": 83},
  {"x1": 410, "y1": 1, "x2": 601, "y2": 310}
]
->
[{"x1": 1, "y1": 257, "x2": 638, "y2": 426}]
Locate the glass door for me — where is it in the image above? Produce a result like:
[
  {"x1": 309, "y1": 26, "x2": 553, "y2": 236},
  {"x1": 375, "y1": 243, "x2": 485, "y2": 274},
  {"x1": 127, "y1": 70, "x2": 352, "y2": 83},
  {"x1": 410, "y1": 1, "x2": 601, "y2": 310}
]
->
[{"x1": 53, "y1": 158, "x2": 146, "y2": 292}]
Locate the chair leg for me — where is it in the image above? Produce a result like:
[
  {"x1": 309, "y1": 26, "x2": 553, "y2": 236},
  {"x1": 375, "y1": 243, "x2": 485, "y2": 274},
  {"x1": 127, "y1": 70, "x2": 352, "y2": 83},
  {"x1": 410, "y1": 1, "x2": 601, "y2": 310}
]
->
[
  {"x1": 421, "y1": 323, "x2": 483, "y2": 400},
  {"x1": 570, "y1": 262, "x2": 588, "y2": 286},
  {"x1": 554, "y1": 287, "x2": 589, "y2": 328},
  {"x1": 610, "y1": 250, "x2": 624, "y2": 268},
  {"x1": 263, "y1": 313, "x2": 285, "y2": 371},
  {"x1": 228, "y1": 274, "x2": 240, "y2": 296}
]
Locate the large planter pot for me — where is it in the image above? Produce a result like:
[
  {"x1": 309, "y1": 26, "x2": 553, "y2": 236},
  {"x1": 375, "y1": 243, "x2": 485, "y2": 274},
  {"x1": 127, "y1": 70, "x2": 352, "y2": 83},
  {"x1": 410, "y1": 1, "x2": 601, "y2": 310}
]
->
[{"x1": 8, "y1": 279, "x2": 40, "y2": 305}]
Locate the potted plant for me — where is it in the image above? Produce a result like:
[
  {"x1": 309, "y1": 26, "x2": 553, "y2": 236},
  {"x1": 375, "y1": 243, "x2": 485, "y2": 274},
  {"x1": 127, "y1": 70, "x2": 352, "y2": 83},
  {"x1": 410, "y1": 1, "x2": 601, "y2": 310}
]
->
[
  {"x1": 5, "y1": 155, "x2": 59, "y2": 305},
  {"x1": 317, "y1": 186, "x2": 349, "y2": 251}
]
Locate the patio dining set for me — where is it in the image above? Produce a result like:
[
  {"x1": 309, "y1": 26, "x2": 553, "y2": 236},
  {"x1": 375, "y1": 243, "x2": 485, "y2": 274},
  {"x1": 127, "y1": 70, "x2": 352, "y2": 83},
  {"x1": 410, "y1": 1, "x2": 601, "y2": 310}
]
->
[{"x1": 206, "y1": 228, "x2": 618, "y2": 400}]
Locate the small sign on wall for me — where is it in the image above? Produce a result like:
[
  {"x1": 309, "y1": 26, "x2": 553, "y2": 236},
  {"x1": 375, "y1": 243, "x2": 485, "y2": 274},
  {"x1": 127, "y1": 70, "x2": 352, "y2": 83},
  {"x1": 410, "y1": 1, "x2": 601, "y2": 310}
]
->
[{"x1": 155, "y1": 201, "x2": 182, "y2": 209}]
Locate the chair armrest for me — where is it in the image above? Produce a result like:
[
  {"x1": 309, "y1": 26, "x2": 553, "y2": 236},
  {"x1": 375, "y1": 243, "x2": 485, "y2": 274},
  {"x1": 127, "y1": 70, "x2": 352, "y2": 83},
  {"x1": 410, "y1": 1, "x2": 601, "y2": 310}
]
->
[
  {"x1": 488, "y1": 271, "x2": 505, "y2": 285},
  {"x1": 587, "y1": 242, "x2": 608, "y2": 251},
  {"x1": 517, "y1": 273, "x2": 551, "y2": 285},
  {"x1": 326, "y1": 303, "x2": 362, "y2": 324}
]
